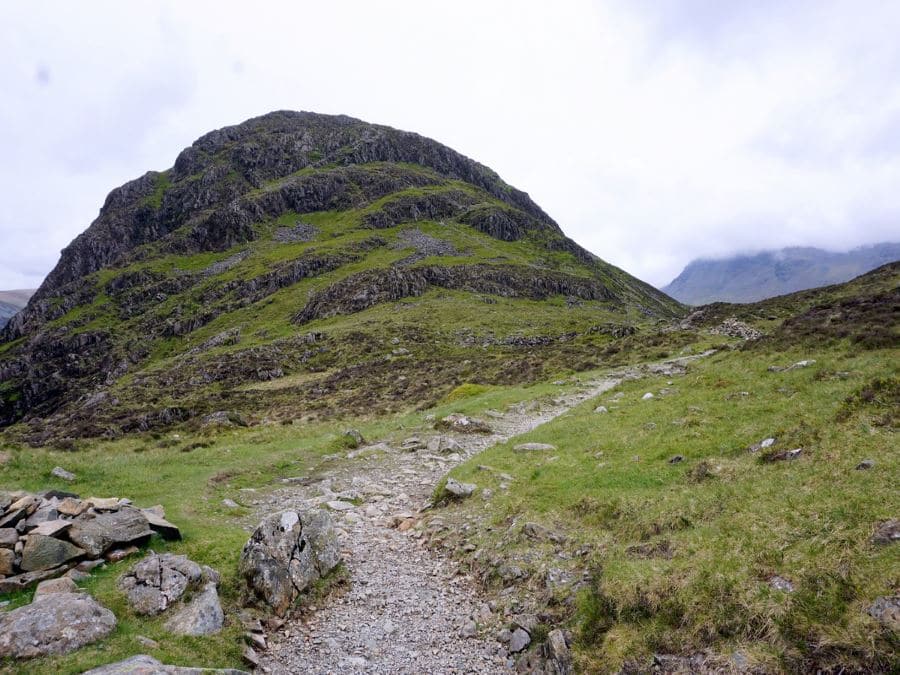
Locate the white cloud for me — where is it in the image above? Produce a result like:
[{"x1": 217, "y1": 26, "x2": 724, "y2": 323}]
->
[{"x1": 1, "y1": 0, "x2": 898, "y2": 290}]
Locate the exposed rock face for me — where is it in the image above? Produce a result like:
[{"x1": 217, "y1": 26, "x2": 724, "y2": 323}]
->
[
  {"x1": 293, "y1": 264, "x2": 615, "y2": 325},
  {"x1": 239, "y1": 509, "x2": 342, "y2": 616},
  {"x1": 0, "y1": 592, "x2": 116, "y2": 658}
]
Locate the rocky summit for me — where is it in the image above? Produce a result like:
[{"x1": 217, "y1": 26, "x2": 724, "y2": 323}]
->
[{"x1": 0, "y1": 111, "x2": 679, "y2": 445}]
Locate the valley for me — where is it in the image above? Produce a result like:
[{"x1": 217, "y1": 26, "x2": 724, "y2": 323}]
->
[{"x1": 0, "y1": 112, "x2": 897, "y2": 674}]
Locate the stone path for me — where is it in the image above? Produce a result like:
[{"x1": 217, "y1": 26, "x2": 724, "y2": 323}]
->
[{"x1": 254, "y1": 354, "x2": 711, "y2": 674}]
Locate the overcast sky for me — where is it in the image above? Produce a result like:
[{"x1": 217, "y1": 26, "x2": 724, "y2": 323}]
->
[{"x1": 2, "y1": 1, "x2": 899, "y2": 290}]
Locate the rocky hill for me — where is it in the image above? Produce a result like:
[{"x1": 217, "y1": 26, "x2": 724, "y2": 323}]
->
[
  {"x1": 0, "y1": 290, "x2": 35, "y2": 330},
  {"x1": 663, "y1": 242, "x2": 900, "y2": 304},
  {"x1": 0, "y1": 111, "x2": 681, "y2": 445}
]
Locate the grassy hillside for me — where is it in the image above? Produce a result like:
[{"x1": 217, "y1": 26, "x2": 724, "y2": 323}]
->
[
  {"x1": 437, "y1": 264, "x2": 899, "y2": 673},
  {"x1": 0, "y1": 266, "x2": 895, "y2": 674}
]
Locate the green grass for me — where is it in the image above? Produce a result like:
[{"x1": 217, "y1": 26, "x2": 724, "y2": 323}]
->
[
  {"x1": 140, "y1": 171, "x2": 172, "y2": 210},
  {"x1": 443, "y1": 340, "x2": 900, "y2": 672},
  {"x1": 0, "y1": 417, "x2": 400, "y2": 673}
]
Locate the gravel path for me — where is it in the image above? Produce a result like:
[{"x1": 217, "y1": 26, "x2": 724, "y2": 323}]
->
[{"x1": 254, "y1": 354, "x2": 711, "y2": 674}]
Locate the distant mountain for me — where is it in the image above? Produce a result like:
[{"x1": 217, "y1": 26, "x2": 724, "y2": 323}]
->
[
  {"x1": 662, "y1": 243, "x2": 900, "y2": 304},
  {"x1": 0, "y1": 289, "x2": 35, "y2": 329}
]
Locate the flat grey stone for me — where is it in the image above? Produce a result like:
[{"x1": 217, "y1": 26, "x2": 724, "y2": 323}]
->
[
  {"x1": 0, "y1": 592, "x2": 115, "y2": 658},
  {"x1": 164, "y1": 581, "x2": 224, "y2": 636}
]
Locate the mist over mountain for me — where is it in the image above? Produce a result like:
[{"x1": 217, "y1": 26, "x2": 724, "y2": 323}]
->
[
  {"x1": 662, "y1": 242, "x2": 900, "y2": 304},
  {"x1": 0, "y1": 289, "x2": 35, "y2": 329}
]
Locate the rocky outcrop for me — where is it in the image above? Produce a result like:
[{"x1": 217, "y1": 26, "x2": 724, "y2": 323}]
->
[
  {"x1": 363, "y1": 189, "x2": 478, "y2": 229},
  {"x1": 293, "y1": 264, "x2": 615, "y2": 324},
  {"x1": 239, "y1": 509, "x2": 342, "y2": 616},
  {"x1": 458, "y1": 205, "x2": 544, "y2": 242}
]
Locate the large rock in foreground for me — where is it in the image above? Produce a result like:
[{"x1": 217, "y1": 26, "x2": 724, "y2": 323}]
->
[
  {"x1": 0, "y1": 592, "x2": 116, "y2": 658},
  {"x1": 82, "y1": 654, "x2": 249, "y2": 674},
  {"x1": 239, "y1": 509, "x2": 341, "y2": 616}
]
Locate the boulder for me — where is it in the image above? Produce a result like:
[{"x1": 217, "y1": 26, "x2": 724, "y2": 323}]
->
[
  {"x1": 443, "y1": 478, "x2": 476, "y2": 499},
  {"x1": 509, "y1": 627, "x2": 531, "y2": 653},
  {"x1": 326, "y1": 500, "x2": 355, "y2": 511},
  {"x1": 82, "y1": 654, "x2": 250, "y2": 674},
  {"x1": 872, "y1": 519, "x2": 900, "y2": 546},
  {"x1": 522, "y1": 522, "x2": 565, "y2": 543},
  {"x1": 426, "y1": 435, "x2": 463, "y2": 454},
  {"x1": 545, "y1": 629, "x2": 572, "y2": 674},
  {"x1": 23, "y1": 504, "x2": 59, "y2": 529},
  {"x1": 343, "y1": 428, "x2": 365, "y2": 448},
  {"x1": 68, "y1": 507, "x2": 153, "y2": 557},
  {"x1": 868, "y1": 595, "x2": 900, "y2": 630},
  {"x1": 34, "y1": 576, "x2": 78, "y2": 597},
  {"x1": 202, "y1": 410, "x2": 249, "y2": 427},
  {"x1": 435, "y1": 413, "x2": 492, "y2": 434},
  {"x1": 51, "y1": 466, "x2": 76, "y2": 482},
  {"x1": 513, "y1": 443, "x2": 556, "y2": 452},
  {"x1": 20, "y1": 534, "x2": 85, "y2": 572},
  {"x1": 748, "y1": 437, "x2": 776, "y2": 453},
  {"x1": 31, "y1": 519, "x2": 73, "y2": 537},
  {"x1": 0, "y1": 506, "x2": 27, "y2": 528},
  {"x1": 119, "y1": 553, "x2": 204, "y2": 615},
  {"x1": 0, "y1": 592, "x2": 116, "y2": 658},
  {"x1": 0, "y1": 548, "x2": 14, "y2": 575},
  {"x1": 0, "y1": 566, "x2": 70, "y2": 594},
  {"x1": 143, "y1": 510, "x2": 182, "y2": 540},
  {"x1": 239, "y1": 509, "x2": 342, "y2": 616},
  {"x1": 0, "y1": 527, "x2": 18, "y2": 547},
  {"x1": 164, "y1": 581, "x2": 224, "y2": 636}
]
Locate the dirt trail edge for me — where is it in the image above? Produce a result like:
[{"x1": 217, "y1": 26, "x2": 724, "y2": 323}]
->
[{"x1": 255, "y1": 352, "x2": 713, "y2": 674}]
